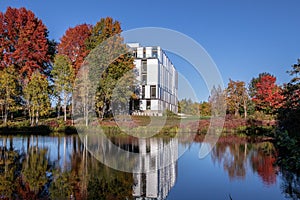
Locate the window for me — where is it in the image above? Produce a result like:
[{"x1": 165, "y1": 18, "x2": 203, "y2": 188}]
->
[
  {"x1": 141, "y1": 60, "x2": 147, "y2": 85},
  {"x1": 146, "y1": 100, "x2": 151, "y2": 110},
  {"x1": 133, "y1": 50, "x2": 137, "y2": 58},
  {"x1": 143, "y1": 48, "x2": 146, "y2": 58},
  {"x1": 150, "y1": 85, "x2": 156, "y2": 98},
  {"x1": 142, "y1": 60, "x2": 147, "y2": 73},
  {"x1": 142, "y1": 86, "x2": 145, "y2": 99},
  {"x1": 152, "y1": 48, "x2": 158, "y2": 58},
  {"x1": 142, "y1": 74, "x2": 147, "y2": 85}
]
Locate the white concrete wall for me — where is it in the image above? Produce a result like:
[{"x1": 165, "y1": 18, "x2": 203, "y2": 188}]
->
[
  {"x1": 145, "y1": 85, "x2": 150, "y2": 99},
  {"x1": 147, "y1": 59, "x2": 158, "y2": 85},
  {"x1": 151, "y1": 100, "x2": 159, "y2": 111}
]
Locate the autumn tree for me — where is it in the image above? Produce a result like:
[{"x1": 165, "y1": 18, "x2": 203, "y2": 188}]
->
[
  {"x1": 85, "y1": 17, "x2": 121, "y2": 51},
  {"x1": 226, "y1": 79, "x2": 249, "y2": 118},
  {"x1": 252, "y1": 74, "x2": 283, "y2": 114},
  {"x1": 209, "y1": 85, "x2": 226, "y2": 117},
  {"x1": 248, "y1": 72, "x2": 273, "y2": 98},
  {"x1": 58, "y1": 24, "x2": 92, "y2": 75},
  {"x1": 51, "y1": 55, "x2": 75, "y2": 121},
  {"x1": 199, "y1": 101, "x2": 212, "y2": 117},
  {"x1": 178, "y1": 98, "x2": 194, "y2": 114},
  {"x1": 84, "y1": 17, "x2": 135, "y2": 120},
  {"x1": 0, "y1": 7, "x2": 51, "y2": 79},
  {"x1": 0, "y1": 65, "x2": 20, "y2": 124},
  {"x1": 24, "y1": 71, "x2": 50, "y2": 126}
]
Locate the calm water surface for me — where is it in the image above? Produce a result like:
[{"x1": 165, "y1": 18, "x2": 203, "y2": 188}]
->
[{"x1": 0, "y1": 135, "x2": 298, "y2": 199}]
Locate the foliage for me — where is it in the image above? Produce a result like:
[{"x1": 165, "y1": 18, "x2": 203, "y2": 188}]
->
[
  {"x1": 248, "y1": 72, "x2": 273, "y2": 98},
  {"x1": 84, "y1": 17, "x2": 135, "y2": 120},
  {"x1": 178, "y1": 99, "x2": 211, "y2": 116},
  {"x1": 24, "y1": 71, "x2": 51, "y2": 126},
  {"x1": 58, "y1": 24, "x2": 92, "y2": 75},
  {"x1": 52, "y1": 54, "x2": 75, "y2": 121},
  {"x1": 199, "y1": 101, "x2": 212, "y2": 116},
  {"x1": 209, "y1": 85, "x2": 226, "y2": 117},
  {"x1": 21, "y1": 147, "x2": 49, "y2": 195},
  {"x1": 278, "y1": 59, "x2": 300, "y2": 138},
  {"x1": 275, "y1": 131, "x2": 300, "y2": 172},
  {"x1": 225, "y1": 79, "x2": 249, "y2": 118},
  {"x1": 252, "y1": 74, "x2": 284, "y2": 114},
  {"x1": 0, "y1": 65, "x2": 20, "y2": 124},
  {"x1": 178, "y1": 98, "x2": 195, "y2": 114},
  {"x1": 0, "y1": 7, "x2": 51, "y2": 79}
]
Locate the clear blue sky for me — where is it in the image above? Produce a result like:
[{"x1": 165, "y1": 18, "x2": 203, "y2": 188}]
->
[{"x1": 1, "y1": 0, "x2": 299, "y2": 101}]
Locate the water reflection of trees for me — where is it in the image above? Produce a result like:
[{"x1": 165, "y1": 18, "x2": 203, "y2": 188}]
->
[
  {"x1": 0, "y1": 136, "x2": 51, "y2": 199},
  {"x1": 0, "y1": 135, "x2": 134, "y2": 199},
  {"x1": 280, "y1": 170, "x2": 300, "y2": 200},
  {"x1": 211, "y1": 141, "x2": 277, "y2": 185}
]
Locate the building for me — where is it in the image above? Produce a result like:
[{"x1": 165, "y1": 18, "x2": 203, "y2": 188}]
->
[
  {"x1": 128, "y1": 43, "x2": 178, "y2": 116},
  {"x1": 132, "y1": 138, "x2": 178, "y2": 200}
]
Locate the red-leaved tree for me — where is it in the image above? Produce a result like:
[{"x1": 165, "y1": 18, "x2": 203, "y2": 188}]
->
[
  {"x1": 252, "y1": 74, "x2": 284, "y2": 114},
  {"x1": 57, "y1": 24, "x2": 92, "y2": 75},
  {"x1": 0, "y1": 7, "x2": 50, "y2": 79}
]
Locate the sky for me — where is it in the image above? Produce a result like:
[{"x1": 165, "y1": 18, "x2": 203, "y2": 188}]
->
[{"x1": 1, "y1": 0, "x2": 300, "y2": 101}]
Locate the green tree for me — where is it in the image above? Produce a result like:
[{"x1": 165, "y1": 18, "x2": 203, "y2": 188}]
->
[
  {"x1": 84, "y1": 17, "x2": 135, "y2": 120},
  {"x1": 278, "y1": 59, "x2": 300, "y2": 137},
  {"x1": 0, "y1": 65, "x2": 20, "y2": 124},
  {"x1": 51, "y1": 55, "x2": 75, "y2": 121},
  {"x1": 24, "y1": 71, "x2": 51, "y2": 126}
]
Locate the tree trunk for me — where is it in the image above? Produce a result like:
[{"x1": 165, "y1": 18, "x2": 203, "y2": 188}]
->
[
  {"x1": 71, "y1": 94, "x2": 74, "y2": 125},
  {"x1": 9, "y1": 136, "x2": 13, "y2": 151},
  {"x1": 234, "y1": 104, "x2": 239, "y2": 117},
  {"x1": 63, "y1": 91, "x2": 67, "y2": 122},
  {"x1": 35, "y1": 110, "x2": 39, "y2": 125},
  {"x1": 3, "y1": 104, "x2": 8, "y2": 125},
  {"x1": 243, "y1": 99, "x2": 247, "y2": 119},
  {"x1": 1, "y1": 104, "x2": 4, "y2": 122}
]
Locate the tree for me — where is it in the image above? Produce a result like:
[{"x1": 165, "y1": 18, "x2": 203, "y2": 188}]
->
[
  {"x1": 85, "y1": 17, "x2": 121, "y2": 51},
  {"x1": 58, "y1": 24, "x2": 92, "y2": 75},
  {"x1": 0, "y1": 65, "x2": 20, "y2": 124},
  {"x1": 277, "y1": 59, "x2": 300, "y2": 137},
  {"x1": 248, "y1": 72, "x2": 273, "y2": 98},
  {"x1": 226, "y1": 79, "x2": 249, "y2": 118},
  {"x1": 51, "y1": 55, "x2": 75, "y2": 121},
  {"x1": 84, "y1": 17, "x2": 135, "y2": 120},
  {"x1": 0, "y1": 7, "x2": 51, "y2": 79},
  {"x1": 209, "y1": 85, "x2": 226, "y2": 117},
  {"x1": 24, "y1": 71, "x2": 50, "y2": 126},
  {"x1": 252, "y1": 74, "x2": 283, "y2": 114},
  {"x1": 199, "y1": 101, "x2": 212, "y2": 117},
  {"x1": 178, "y1": 98, "x2": 194, "y2": 114}
]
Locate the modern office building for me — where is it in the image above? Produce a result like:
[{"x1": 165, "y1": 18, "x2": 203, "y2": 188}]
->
[
  {"x1": 132, "y1": 138, "x2": 178, "y2": 200},
  {"x1": 127, "y1": 43, "x2": 178, "y2": 116}
]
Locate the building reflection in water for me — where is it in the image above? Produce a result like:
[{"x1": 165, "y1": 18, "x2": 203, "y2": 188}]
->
[
  {"x1": 132, "y1": 138, "x2": 178, "y2": 200},
  {"x1": 0, "y1": 135, "x2": 178, "y2": 200}
]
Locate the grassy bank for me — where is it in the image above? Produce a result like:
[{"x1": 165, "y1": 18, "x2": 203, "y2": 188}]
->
[{"x1": 0, "y1": 115, "x2": 277, "y2": 139}]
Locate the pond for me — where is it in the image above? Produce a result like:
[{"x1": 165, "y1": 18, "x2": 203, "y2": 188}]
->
[{"x1": 0, "y1": 134, "x2": 298, "y2": 199}]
